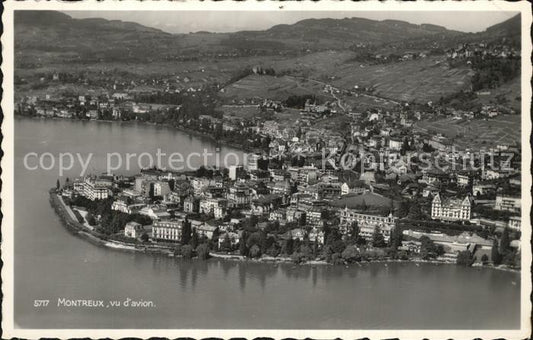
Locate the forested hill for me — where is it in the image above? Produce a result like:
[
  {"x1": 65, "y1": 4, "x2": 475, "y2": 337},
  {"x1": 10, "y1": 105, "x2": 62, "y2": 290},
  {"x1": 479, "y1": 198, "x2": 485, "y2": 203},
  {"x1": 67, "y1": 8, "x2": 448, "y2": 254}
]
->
[{"x1": 15, "y1": 10, "x2": 468, "y2": 63}]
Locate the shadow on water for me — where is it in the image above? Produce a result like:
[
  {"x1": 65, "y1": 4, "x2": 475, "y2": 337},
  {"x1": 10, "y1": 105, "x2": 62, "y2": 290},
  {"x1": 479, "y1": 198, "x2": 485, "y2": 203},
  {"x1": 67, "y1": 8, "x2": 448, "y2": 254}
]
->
[{"x1": 239, "y1": 262, "x2": 246, "y2": 291}]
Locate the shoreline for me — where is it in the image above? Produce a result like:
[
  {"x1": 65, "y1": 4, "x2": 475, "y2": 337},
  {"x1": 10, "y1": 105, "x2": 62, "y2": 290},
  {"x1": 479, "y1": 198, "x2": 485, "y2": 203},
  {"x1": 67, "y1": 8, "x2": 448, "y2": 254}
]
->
[{"x1": 49, "y1": 190, "x2": 519, "y2": 272}]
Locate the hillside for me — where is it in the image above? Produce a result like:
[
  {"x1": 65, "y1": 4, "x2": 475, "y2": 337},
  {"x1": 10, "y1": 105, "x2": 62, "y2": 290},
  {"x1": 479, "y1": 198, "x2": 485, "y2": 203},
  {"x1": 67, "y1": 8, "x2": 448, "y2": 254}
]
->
[
  {"x1": 454, "y1": 13, "x2": 521, "y2": 47},
  {"x1": 15, "y1": 11, "x2": 465, "y2": 65},
  {"x1": 484, "y1": 14, "x2": 521, "y2": 37},
  {"x1": 15, "y1": 11, "x2": 177, "y2": 65},
  {"x1": 14, "y1": 11, "x2": 522, "y2": 108},
  {"x1": 331, "y1": 57, "x2": 474, "y2": 103},
  {"x1": 228, "y1": 17, "x2": 461, "y2": 51}
]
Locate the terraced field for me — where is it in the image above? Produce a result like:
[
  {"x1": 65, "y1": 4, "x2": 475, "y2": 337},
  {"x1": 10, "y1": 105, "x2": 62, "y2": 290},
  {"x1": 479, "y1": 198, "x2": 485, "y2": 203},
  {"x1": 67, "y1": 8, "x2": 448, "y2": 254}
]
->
[
  {"x1": 474, "y1": 76, "x2": 521, "y2": 111},
  {"x1": 271, "y1": 50, "x2": 356, "y2": 77},
  {"x1": 219, "y1": 105, "x2": 262, "y2": 120},
  {"x1": 221, "y1": 74, "x2": 331, "y2": 102},
  {"x1": 331, "y1": 56, "x2": 475, "y2": 103},
  {"x1": 415, "y1": 114, "x2": 521, "y2": 149},
  {"x1": 342, "y1": 93, "x2": 401, "y2": 111}
]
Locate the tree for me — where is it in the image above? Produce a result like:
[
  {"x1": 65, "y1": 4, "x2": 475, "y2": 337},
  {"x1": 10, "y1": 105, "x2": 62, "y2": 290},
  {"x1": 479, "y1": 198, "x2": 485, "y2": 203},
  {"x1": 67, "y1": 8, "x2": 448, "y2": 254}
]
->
[
  {"x1": 262, "y1": 235, "x2": 276, "y2": 254},
  {"x1": 86, "y1": 213, "x2": 97, "y2": 226},
  {"x1": 266, "y1": 242, "x2": 281, "y2": 257},
  {"x1": 500, "y1": 227, "x2": 511, "y2": 253},
  {"x1": 400, "y1": 138, "x2": 411, "y2": 155},
  {"x1": 348, "y1": 221, "x2": 360, "y2": 244},
  {"x1": 341, "y1": 245, "x2": 360, "y2": 263},
  {"x1": 283, "y1": 238, "x2": 294, "y2": 255},
  {"x1": 398, "y1": 200, "x2": 411, "y2": 218},
  {"x1": 330, "y1": 253, "x2": 344, "y2": 265},
  {"x1": 182, "y1": 218, "x2": 192, "y2": 245},
  {"x1": 293, "y1": 238, "x2": 302, "y2": 252},
  {"x1": 212, "y1": 227, "x2": 220, "y2": 244},
  {"x1": 196, "y1": 243, "x2": 210, "y2": 260},
  {"x1": 246, "y1": 231, "x2": 262, "y2": 249},
  {"x1": 239, "y1": 231, "x2": 248, "y2": 256},
  {"x1": 321, "y1": 244, "x2": 333, "y2": 262},
  {"x1": 249, "y1": 244, "x2": 261, "y2": 258},
  {"x1": 312, "y1": 239, "x2": 319, "y2": 257},
  {"x1": 173, "y1": 244, "x2": 183, "y2": 256},
  {"x1": 491, "y1": 239, "x2": 501, "y2": 265},
  {"x1": 140, "y1": 232, "x2": 149, "y2": 243},
  {"x1": 291, "y1": 251, "x2": 305, "y2": 264},
  {"x1": 389, "y1": 226, "x2": 403, "y2": 250},
  {"x1": 191, "y1": 229, "x2": 199, "y2": 249},
  {"x1": 258, "y1": 230, "x2": 269, "y2": 253},
  {"x1": 330, "y1": 237, "x2": 346, "y2": 254},
  {"x1": 420, "y1": 236, "x2": 442, "y2": 259},
  {"x1": 220, "y1": 234, "x2": 232, "y2": 252},
  {"x1": 407, "y1": 202, "x2": 423, "y2": 220},
  {"x1": 181, "y1": 245, "x2": 193, "y2": 259},
  {"x1": 502, "y1": 249, "x2": 518, "y2": 267},
  {"x1": 249, "y1": 215, "x2": 259, "y2": 228},
  {"x1": 325, "y1": 227, "x2": 346, "y2": 254},
  {"x1": 299, "y1": 243, "x2": 312, "y2": 258},
  {"x1": 456, "y1": 250, "x2": 474, "y2": 266},
  {"x1": 371, "y1": 228, "x2": 386, "y2": 248}
]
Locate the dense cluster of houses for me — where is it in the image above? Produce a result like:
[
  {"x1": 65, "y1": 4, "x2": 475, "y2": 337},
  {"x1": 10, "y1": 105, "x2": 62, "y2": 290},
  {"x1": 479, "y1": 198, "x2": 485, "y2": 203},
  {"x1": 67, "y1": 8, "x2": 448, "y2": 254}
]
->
[
  {"x1": 446, "y1": 42, "x2": 520, "y2": 60},
  {"x1": 46, "y1": 71, "x2": 522, "y2": 264},
  {"x1": 17, "y1": 90, "x2": 182, "y2": 121},
  {"x1": 61, "y1": 124, "x2": 521, "y2": 262}
]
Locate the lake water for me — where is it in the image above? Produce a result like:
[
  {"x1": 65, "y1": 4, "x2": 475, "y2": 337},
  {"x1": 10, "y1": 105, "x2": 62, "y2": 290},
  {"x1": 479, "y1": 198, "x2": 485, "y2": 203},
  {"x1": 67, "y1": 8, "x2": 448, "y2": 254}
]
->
[{"x1": 13, "y1": 117, "x2": 521, "y2": 329}]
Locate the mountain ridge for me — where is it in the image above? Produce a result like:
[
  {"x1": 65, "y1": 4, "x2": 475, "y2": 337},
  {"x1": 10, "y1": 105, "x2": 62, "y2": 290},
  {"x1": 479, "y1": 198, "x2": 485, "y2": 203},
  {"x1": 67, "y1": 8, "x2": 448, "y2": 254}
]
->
[{"x1": 14, "y1": 10, "x2": 521, "y2": 64}]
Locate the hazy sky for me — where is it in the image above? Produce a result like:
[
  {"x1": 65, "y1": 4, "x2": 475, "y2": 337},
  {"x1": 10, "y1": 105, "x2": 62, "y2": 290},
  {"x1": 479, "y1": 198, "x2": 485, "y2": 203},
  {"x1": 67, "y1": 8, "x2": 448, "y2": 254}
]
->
[{"x1": 64, "y1": 11, "x2": 518, "y2": 34}]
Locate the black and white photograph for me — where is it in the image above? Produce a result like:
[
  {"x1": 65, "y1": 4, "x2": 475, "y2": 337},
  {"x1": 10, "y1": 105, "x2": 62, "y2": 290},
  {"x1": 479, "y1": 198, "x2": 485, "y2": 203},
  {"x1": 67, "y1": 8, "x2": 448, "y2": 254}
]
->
[{"x1": 1, "y1": 1, "x2": 531, "y2": 338}]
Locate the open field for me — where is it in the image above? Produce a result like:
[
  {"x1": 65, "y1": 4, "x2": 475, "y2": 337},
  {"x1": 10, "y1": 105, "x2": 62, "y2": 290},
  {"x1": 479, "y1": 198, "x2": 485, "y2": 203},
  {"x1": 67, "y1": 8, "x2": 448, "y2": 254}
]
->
[
  {"x1": 219, "y1": 105, "x2": 262, "y2": 120},
  {"x1": 221, "y1": 74, "x2": 332, "y2": 102},
  {"x1": 415, "y1": 115, "x2": 521, "y2": 149},
  {"x1": 274, "y1": 109, "x2": 303, "y2": 125},
  {"x1": 341, "y1": 93, "x2": 401, "y2": 111},
  {"x1": 312, "y1": 114, "x2": 352, "y2": 134},
  {"x1": 270, "y1": 50, "x2": 356, "y2": 78},
  {"x1": 331, "y1": 56, "x2": 474, "y2": 103},
  {"x1": 17, "y1": 57, "x2": 264, "y2": 79},
  {"x1": 219, "y1": 105, "x2": 302, "y2": 124}
]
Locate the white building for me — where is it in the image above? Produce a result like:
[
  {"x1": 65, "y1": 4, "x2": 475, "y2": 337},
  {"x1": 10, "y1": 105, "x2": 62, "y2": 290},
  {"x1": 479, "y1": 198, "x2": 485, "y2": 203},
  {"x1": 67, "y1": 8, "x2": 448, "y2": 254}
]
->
[
  {"x1": 495, "y1": 194, "x2": 521, "y2": 213},
  {"x1": 339, "y1": 208, "x2": 397, "y2": 242},
  {"x1": 246, "y1": 154, "x2": 262, "y2": 171},
  {"x1": 73, "y1": 177, "x2": 110, "y2": 201},
  {"x1": 388, "y1": 139, "x2": 402, "y2": 151},
  {"x1": 431, "y1": 194, "x2": 471, "y2": 221},
  {"x1": 124, "y1": 221, "x2": 144, "y2": 239},
  {"x1": 199, "y1": 198, "x2": 227, "y2": 216},
  {"x1": 229, "y1": 165, "x2": 244, "y2": 181},
  {"x1": 152, "y1": 220, "x2": 182, "y2": 242},
  {"x1": 153, "y1": 181, "x2": 172, "y2": 197},
  {"x1": 508, "y1": 216, "x2": 521, "y2": 231}
]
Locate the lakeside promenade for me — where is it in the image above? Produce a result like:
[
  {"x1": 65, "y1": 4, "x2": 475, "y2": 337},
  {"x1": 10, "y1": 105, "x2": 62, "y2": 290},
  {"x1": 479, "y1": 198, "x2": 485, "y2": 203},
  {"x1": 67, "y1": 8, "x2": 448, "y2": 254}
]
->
[{"x1": 49, "y1": 189, "x2": 175, "y2": 255}]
